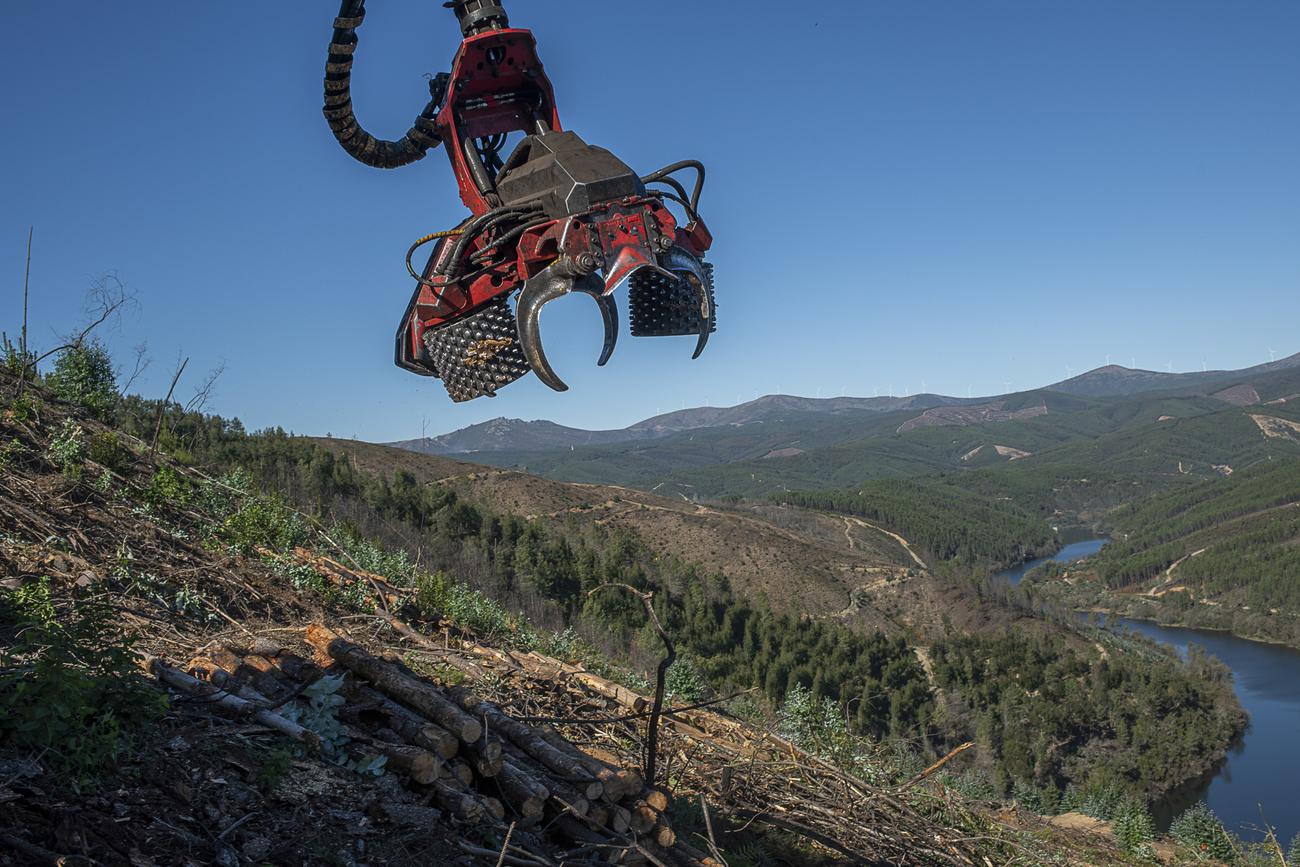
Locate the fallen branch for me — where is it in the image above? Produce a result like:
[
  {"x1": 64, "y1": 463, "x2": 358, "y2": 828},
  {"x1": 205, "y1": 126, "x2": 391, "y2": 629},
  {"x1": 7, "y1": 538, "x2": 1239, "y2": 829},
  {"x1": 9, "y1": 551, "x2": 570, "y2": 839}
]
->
[
  {"x1": 144, "y1": 656, "x2": 320, "y2": 749},
  {"x1": 900, "y1": 741, "x2": 974, "y2": 791}
]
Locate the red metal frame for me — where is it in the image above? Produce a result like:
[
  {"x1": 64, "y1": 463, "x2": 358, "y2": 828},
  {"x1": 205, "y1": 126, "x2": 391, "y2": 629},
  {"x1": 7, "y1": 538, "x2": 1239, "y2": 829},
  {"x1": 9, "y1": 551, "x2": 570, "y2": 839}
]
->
[
  {"x1": 435, "y1": 27, "x2": 561, "y2": 215},
  {"x1": 398, "y1": 21, "x2": 712, "y2": 372}
]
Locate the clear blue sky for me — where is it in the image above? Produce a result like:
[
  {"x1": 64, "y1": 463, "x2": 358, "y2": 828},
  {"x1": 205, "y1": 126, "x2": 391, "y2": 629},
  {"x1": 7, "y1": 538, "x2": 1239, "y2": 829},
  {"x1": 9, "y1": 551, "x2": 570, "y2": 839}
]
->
[{"x1": 5, "y1": 1, "x2": 1298, "y2": 440}]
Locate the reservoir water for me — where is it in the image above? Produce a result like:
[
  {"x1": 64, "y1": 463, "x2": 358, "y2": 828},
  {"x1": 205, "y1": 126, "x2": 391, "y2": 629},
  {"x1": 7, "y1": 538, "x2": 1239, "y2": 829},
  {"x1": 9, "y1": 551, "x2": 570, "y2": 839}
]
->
[
  {"x1": 998, "y1": 537, "x2": 1108, "y2": 585},
  {"x1": 998, "y1": 539, "x2": 1300, "y2": 843},
  {"x1": 1113, "y1": 618, "x2": 1300, "y2": 844}
]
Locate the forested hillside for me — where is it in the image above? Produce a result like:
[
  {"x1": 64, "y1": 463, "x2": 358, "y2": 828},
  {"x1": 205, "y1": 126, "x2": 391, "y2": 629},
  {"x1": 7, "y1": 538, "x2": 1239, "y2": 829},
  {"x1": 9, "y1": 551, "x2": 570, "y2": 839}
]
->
[
  {"x1": 779, "y1": 480, "x2": 1058, "y2": 572},
  {"x1": 5, "y1": 342, "x2": 1285, "y2": 862}
]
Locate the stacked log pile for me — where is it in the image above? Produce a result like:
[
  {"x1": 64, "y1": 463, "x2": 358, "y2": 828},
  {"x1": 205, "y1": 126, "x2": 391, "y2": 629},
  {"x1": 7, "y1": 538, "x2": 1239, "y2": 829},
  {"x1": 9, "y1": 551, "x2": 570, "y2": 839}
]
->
[{"x1": 163, "y1": 624, "x2": 720, "y2": 867}]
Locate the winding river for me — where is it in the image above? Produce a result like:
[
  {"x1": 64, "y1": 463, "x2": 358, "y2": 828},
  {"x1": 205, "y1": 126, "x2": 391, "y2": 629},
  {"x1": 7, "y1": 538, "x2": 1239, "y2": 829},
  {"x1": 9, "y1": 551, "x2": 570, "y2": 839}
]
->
[{"x1": 999, "y1": 541, "x2": 1300, "y2": 843}]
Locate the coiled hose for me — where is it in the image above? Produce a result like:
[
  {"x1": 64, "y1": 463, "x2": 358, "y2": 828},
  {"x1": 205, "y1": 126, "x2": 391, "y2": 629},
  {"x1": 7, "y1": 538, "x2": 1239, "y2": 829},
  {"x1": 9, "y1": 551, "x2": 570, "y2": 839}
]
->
[{"x1": 323, "y1": 0, "x2": 444, "y2": 169}]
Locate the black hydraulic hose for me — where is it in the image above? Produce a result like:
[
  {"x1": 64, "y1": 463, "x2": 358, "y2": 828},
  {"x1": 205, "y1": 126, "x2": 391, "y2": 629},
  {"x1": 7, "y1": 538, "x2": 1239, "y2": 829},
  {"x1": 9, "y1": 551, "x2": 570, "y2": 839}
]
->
[
  {"x1": 641, "y1": 160, "x2": 706, "y2": 212},
  {"x1": 323, "y1": 0, "x2": 444, "y2": 169},
  {"x1": 648, "y1": 187, "x2": 701, "y2": 225}
]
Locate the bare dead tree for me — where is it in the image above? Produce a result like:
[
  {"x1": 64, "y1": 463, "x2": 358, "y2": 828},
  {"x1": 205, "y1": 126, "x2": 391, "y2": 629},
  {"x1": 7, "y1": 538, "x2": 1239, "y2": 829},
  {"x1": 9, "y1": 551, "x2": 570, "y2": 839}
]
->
[
  {"x1": 151, "y1": 353, "x2": 189, "y2": 453},
  {"x1": 14, "y1": 273, "x2": 136, "y2": 398},
  {"x1": 120, "y1": 342, "x2": 152, "y2": 395},
  {"x1": 21, "y1": 226, "x2": 32, "y2": 360},
  {"x1": 184, "y1": 361, "x2": 226, "y2": 413},
  {"x1": 587, "y1": 583, "x2": 676, "y2": 788}
]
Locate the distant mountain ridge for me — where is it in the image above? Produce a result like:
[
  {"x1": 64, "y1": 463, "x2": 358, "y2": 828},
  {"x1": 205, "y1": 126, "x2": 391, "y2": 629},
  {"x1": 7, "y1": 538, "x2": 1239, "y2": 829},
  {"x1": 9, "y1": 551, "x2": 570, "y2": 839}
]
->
[
  {"x1": 1044, "y1": 352, "x2": 1300, "y2": 397},
  {"x1": 393, "y1": 351, "x2": 1299, "y2": 456},
  {"x1": 394, "y1": 393, "x2": 967, "y2": 455}
]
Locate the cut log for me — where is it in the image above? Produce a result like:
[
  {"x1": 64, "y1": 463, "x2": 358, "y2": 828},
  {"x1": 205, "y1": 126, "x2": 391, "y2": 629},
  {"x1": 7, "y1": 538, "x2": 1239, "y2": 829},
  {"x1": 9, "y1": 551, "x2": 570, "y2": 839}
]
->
[
  {"x1": 426, "y1": 781, "x2": 504, "y2": 822},
  {"x1": 630, "y1": 804, "x2": 657, "y2": 835},
  {"x1": 536, "y1": 727, "x2": 638, "y2": 801},
  {"x1": 211, "y1": 652, "x2": 300, "y2": 703},
  {"x1": 446, "y1": 685, "x2": 599, "y2": 792},
  {"x1": 468, "y1": 734, "x2": 504, "y2": 778},
  {"x1": 652, "y1": 823, "x2": 676, "y2": 849},
  {"x1": 502, "y1": 741, "x2": 603, "y2": 803},
  {"x1": 370, "y1": 742, "x2": 442, "y2": 785},
  {"x1": 306, "y1": 624, "x2": 481, "y2": 744},
  {"x1": 145, "y1": 658, "x2": 319, "y2": 749},
  {"x1": 642, "y1": 788, "x2": 671, "y2": 813},
  {"x1": 610, "y1": 805, "x2": 632, "y2": 835},
  {"x1": 495, "y1": 758, "x2": 549, "y2": 822},
  {"x1": 338, "y1": 679, "x2": 460, "y2": 759},
  {"x1": 448, "y1": 758, "x2": 475, "y2": 787},
  {"x1": 520, "y1": 651, "x2": 650, "y2": 713}
]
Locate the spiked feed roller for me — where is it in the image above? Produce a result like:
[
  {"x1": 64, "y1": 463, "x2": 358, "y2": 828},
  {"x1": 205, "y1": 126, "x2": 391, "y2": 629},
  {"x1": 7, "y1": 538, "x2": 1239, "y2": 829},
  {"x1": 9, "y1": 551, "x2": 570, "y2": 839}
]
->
[{"x1": 324, "y1": 0, "x2": 716, "y2": 402}]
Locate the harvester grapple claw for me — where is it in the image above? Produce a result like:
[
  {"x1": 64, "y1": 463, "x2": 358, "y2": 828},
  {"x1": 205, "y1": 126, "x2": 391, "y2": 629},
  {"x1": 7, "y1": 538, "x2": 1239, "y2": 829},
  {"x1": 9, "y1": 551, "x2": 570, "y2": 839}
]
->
[
  {"x1": 571, "y1": 281, "x2": 619, "y2": 367},
  {"x1": 515, "y1": 264, "x2": 608, "y2": 393},
  {"x1": 628, "y1": 246, "x2": 717, "y2": 359},
  {"x1": 332, "y1": 0, "x2": 716, "y2": 402}
]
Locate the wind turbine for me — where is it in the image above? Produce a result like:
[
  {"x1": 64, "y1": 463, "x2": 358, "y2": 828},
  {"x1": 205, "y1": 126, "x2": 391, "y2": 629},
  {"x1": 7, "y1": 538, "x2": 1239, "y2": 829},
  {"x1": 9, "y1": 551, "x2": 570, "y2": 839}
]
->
[
  {"x1": 1269, "y1": 347, "x2": 1277, "y2": 362},
  {"x1": 1166, "y1": 361, "x2": 1173, "y2": 373}
]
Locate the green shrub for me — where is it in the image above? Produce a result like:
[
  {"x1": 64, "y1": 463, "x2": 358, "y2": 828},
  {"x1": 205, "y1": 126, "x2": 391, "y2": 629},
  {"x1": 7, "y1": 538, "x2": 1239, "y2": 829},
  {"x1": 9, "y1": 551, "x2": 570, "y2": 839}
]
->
[
  {"x1": 87, "y1": 430, "x2": 131, "y2": 473},
  {"x1": 539, "y1": 626, "x2": 584, "y2": 662},
  {"x1": 196, "y1": 467, "x2": 251, "y2": 518},
  {"x1": 665, "y1": 654, "x2": 709, "y2": 703},
  {"x1": 776, "y1": 683, "x2": 854, "y2": 764},
  {"x1": 0, "y1": 437, "x2": 28, "y2": 471},
  {"x1": 143, "y1": 466, "x2": 188, "y2": 510},
  {"x1": 2, "y1": 334, "x2": 34, "y2": 375},
  {"x1": 1287, "y1": 834, "x2": 1299, "y2": 865},
  {"x1": 1061, "y1": 779, "x2": 1126, "y2": 821},
  {"x1": 1011, "y1": 779, "x2": 1058, "y2": 814},
  {"x1": 726, "y1": 841, "x2": 774, "y2": 867},
  {"x1": 2, "y1": 393, "x2": 36, "y2": 423},
  {"x1": 0, "y1": 579, "x2": 168, "y2": 784},
  {"x1": 413, "y1": 570, "x2": 535, "y2": 647},
  {"x1": 45, "y1": 419, "x2": 86, "y2": 477},
  {"x1": 45, "y1": 340, "x2": 117, "y2": 421},
  {"x1": 945, "y1": 769, "x2": 997, "y2": 801},
  {"x1": 1111, "y1": 800, "x2": 1155, "y2": 859},
  {"x1": 217, "y1": 494, "x2": 309, "y2": 554},
  {"x1": 1169, "y1": 801, "x2": 1237, "y2": 862},
  {"x1": 332, "y1": 531, "x2": 414, "y2": 585}
]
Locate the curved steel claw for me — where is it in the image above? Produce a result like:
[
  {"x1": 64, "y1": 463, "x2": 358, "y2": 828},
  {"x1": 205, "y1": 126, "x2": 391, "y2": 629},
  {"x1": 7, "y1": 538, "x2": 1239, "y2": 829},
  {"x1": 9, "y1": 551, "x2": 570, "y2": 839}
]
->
[
  {"x1": 516, "y1": 266, "x2": 615, "y2": 392},
  {"x1": 686, "y1": 271, "x2": 713, "y2": 360},
  {"x1": 572, "y1": 281, "x2": 618, "y2": 366}
]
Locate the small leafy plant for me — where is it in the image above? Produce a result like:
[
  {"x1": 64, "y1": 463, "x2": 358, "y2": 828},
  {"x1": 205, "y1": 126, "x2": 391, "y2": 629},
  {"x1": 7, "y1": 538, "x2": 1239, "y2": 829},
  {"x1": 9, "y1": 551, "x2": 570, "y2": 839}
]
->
[
  {"x1": 1169, "y1": 801, "x2": 1237, "y2": 862},
  {"x1": 87, "y1": 430, "x2": 131, "y2": 474},
  {"x1": 0, "y1": 579, "x2": 168, "y2": 784},
  {"x1": 1111, "y1": 800, "x2": 1156, "y2": 859},
  {"x1": 45, "y1": 340, "x2": 117, "y2": 421},
  {"x1": 282, "y1": 675, "x2": 386, "y2": 776},
  {"x1": 45, "y1": 419, "x2": 86, "y2": 477},
  {"x1": 143, "y1": 466, "x2": 188, "y2": 510}
]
